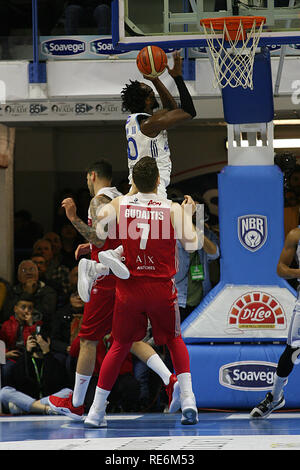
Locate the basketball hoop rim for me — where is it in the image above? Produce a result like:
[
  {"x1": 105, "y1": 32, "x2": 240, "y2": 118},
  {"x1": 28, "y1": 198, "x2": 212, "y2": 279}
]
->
[
  {"x1": 200, "y1": 16, "x2": 266, "y2": 32},
  {"x1": 200, "y1": 16, "x2": 266, "y2": 42}
]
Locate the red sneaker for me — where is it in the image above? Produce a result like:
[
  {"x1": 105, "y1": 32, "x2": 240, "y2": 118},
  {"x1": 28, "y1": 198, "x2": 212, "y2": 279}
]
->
[
  {"x1": 48, "y1": 392, "x2": 84, "y2": 421},
  {"x1": 165, "y1": 373, "x2": 181, "y2": 413}
]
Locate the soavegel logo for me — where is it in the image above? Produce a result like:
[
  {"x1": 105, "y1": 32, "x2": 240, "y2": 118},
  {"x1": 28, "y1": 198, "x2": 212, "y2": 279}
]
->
[
  {"x1": 42, "y1": 38, "x2": 85, "y2": 56},
  {"x1": 219, "y1": 361, "x2": 277, "y2": 391},
  {"x1": 238, "y1": 214, "x2": 267, "y2": 252},
  {"x1": 90, "y1": 38, "x2": 125, "y2": 55}
]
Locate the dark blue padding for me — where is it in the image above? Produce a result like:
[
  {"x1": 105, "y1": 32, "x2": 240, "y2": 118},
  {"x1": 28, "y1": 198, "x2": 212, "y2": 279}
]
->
[{"x1": 221, "y1": 48, "x2": 274, "y2": 124}]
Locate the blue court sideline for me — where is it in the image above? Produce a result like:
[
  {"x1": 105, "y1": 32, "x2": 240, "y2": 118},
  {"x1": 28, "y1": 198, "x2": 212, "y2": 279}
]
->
[{"x1": 1, "y1": 411, "x2": 300, "y2": 450}]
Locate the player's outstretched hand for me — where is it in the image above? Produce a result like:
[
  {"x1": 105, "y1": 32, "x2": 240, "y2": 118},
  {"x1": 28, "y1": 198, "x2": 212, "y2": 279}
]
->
[
  {"x1": 61, "y1": 197, "x2": 77, "y2": 222},
  {"x1": 167, "y1": 50, "x2": 183, "y2": 78}
]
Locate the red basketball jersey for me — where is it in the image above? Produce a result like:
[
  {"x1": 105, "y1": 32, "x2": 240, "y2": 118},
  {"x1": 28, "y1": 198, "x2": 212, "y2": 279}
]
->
[{"x1": 119, "y1": 193, "x2": 177, "y2": 278}]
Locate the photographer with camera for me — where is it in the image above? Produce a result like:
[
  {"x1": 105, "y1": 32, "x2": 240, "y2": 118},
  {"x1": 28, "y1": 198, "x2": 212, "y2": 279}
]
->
[
  {"x1": 0, "y1": 293, "x2": 40, "y2": 386},
  {"x1": 0, "y1": 325, "x2": 72, "y2": 415}
]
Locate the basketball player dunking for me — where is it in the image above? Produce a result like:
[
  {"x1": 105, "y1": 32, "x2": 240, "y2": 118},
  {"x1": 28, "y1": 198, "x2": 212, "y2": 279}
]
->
[
  {"x1": 84, "y1": 157, "x2": 199, "y2": 428},
  {"x1": 122, "y1": 50, "x2": 196, "y2": 198}
]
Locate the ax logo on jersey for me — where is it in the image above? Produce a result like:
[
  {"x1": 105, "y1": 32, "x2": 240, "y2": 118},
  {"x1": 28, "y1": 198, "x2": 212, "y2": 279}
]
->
[
  {"x1": 41, "y1": 38, "x2": 85, "y2": 56},
  {"x1": 238, "y1": 214, "x2": 267, "y2": 252},
  {"x1": 228, "y1": 291, "x2": 286, "y2": 329},
  {"x1": 219, "y1": 361, "x2": 277, "y2": 391},
  {"x1": 136, "y1": 253, "x2": 155, "y2": 271}
]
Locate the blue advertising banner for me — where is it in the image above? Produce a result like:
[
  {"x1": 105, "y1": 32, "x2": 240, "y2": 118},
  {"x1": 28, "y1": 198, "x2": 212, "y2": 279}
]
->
[{"x1": 40, "y1": 36, "x2": 175, "y2": 60}]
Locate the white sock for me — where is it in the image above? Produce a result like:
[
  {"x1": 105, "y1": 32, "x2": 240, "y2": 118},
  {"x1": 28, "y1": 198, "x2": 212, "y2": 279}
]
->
[
  {"x1": 146, "y1": 353, "x2": 171, "y2": 386},
  {"x1": 177, "y1": 372, "x2": 193, "y2": 397},
  {"x1": 91, "y1": 386, "x2": 110, "y2": 410},
  {"x1": 72, "y1": 373, "x2": 91, "y2": 407},
  {"x1": 272, "y1": 373, "x2": 287, "y2": 402}
]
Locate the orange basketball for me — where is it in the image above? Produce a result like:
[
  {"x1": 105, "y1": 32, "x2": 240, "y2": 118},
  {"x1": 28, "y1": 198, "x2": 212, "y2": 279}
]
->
[{"x1": 136, "y1": 45, "x2": 167, "y2": 78}]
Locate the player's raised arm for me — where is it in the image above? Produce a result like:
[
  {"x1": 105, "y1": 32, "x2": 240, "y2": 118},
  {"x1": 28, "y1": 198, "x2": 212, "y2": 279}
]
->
[
  {"x1": 141, "y1": 52, "x2": 196, "y2": 135},
  {"x1": 61, "y1": 195, "x2": 111, "y2": 248}
]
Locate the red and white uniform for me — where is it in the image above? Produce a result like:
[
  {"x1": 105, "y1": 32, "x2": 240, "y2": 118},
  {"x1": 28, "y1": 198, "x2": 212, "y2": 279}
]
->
[
  {"x1": 112, "y1": 192, "x2": 181, "y2": 345},
  {"x1": 79, "y1": 186, "x2": 122, "y2": 341}
]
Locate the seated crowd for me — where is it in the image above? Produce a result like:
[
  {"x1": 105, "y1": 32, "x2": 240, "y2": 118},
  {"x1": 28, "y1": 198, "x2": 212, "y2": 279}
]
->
[{"x1": 0, "y1": 185, "x2": 220, "y2": 416}]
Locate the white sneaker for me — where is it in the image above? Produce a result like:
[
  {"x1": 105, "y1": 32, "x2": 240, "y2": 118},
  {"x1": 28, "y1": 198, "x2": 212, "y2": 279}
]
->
[
  {"x1": 98, "y1": 249, "x2": 130, "y2": 280},
  {"x1": 78, "y1": 258, "x2": 108, "y2": 302},
  {"x1": 180, "y1": 394, "x2": 198, "y2": 425},
  {"x1": 84, "y1": 405, "x2": 107, "y2": 428}
]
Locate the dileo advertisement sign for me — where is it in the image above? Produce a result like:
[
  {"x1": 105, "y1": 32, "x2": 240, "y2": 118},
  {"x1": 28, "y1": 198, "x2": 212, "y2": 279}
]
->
[
  {"x1": 219, "y1": 361, "x2": 277, "y2": 391},
  {"x1": 228, "y1": 291, "x2": 286, "y2": 330},
  {"x1": 181, "y1": 285, "x2": 295, "y2": 341}
]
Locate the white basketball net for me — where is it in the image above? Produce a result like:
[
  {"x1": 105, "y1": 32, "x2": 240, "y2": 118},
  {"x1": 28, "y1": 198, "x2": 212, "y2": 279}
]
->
[{"x1": 202, "y1": 19, "x2": 265, "y2": 90}]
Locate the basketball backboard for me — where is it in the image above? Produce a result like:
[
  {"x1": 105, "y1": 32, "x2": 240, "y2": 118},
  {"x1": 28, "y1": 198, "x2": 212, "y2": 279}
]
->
[{"x1": 112, "y1": 0, "x2": 300, "y2": 49}]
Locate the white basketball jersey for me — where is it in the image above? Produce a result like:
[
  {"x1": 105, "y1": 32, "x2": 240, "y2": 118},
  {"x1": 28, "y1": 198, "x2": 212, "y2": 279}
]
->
[
  {"x1": 125, "y1": 113, "x2": 171, "y2": 188},
  {"x1": 87, "y1": 186, "x2": 122, "y2": 220}
]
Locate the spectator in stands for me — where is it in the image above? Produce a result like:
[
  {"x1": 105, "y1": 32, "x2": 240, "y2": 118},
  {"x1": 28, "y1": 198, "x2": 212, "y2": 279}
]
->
[
  {"x1": 59, "y1": 223, "x2": 82, "y2": 269},
  {"x1": 0, "y1": 277, "x2": 13, "y2": 327},
  {"x1": 43, "y1": 232, "x2": 63, "y2": 265},
  {"x1": 44, "y1": 230, "x2": 76, "y2": 271},
  {"x1": 32, "y1": 238, "x2": 70, "y2": 306},
  {"x1": 174, "y1": 194, "x2": 220, "y2": 322},
  {"x1": 1, "y1": 260, "x2": 57, "y2": 336},
  {"x1": 64, "y1": 0, "x2": 112, "y2": 35},
  {"x1": 31, "y1": 254, "x2": 47, "y2": 279},
  {"x1": 0, "y1": 332, "x2": 72, "y2": 416},
  {"x1": 51, "y1": 289, "x2": 84, "y2": 374},
  {"x1": 0, "y1": 293, "x2": 41, "y2": 386}
]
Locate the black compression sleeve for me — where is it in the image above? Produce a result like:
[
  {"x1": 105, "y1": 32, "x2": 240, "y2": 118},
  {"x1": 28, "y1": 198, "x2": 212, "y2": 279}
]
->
[{"x1": 173, "y1": 75, "x2": 196, "y2": 118}]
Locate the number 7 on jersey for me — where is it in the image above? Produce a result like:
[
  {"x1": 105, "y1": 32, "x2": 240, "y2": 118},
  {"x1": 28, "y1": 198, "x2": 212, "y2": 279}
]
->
[{"x1": 137, "y1": 222, "x2": 150, "y2": 250}]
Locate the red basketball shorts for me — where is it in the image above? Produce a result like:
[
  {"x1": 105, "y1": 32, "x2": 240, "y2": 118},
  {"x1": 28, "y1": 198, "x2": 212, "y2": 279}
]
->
[
  {"x1": 78, "y1": 276, "x2": 116, "y2": 341},
  {"x1": 112, "y1": 277, "x2": 181, "y2": 345}
]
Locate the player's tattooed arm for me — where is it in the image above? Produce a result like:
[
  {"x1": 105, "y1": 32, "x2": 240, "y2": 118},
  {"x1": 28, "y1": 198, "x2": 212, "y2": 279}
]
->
[{"x1": 61, "y1": 195, "x2": 111, "y2": 248}]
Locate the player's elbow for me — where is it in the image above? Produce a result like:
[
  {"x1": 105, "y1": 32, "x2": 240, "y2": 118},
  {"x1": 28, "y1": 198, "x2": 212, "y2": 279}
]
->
[
  {"x1": 277, "y1": 262, "x2": 285, "y2": 278},
  {"x1": 181, "y1": 109, "x2": 196, "y2": 120}
]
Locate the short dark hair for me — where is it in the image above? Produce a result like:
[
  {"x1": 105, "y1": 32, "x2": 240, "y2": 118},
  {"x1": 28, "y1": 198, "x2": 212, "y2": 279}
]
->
[
  {"x1": 132, "y1": 157, "x2": 159, "y2": 193},
  {"x1": 121, "y1": 80, "x2": 148, "y2": 113},
  {"x1": 87, "y1": 160, "x2": 112, "y2": 181},
  {"x1": 14, "y1": 292, "x2": 34, "y2": 307}
]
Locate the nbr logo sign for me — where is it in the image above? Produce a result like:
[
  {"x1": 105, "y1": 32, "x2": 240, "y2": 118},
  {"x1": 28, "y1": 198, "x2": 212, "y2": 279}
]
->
[{"x1": 238, "y1": 214, "x2": 267, "y2": 252}]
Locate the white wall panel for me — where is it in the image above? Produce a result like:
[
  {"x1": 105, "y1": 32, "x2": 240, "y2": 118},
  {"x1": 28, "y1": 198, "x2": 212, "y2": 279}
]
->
[{"x1": 0, "y1": 61, "x2": 29, "y2": 101}]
